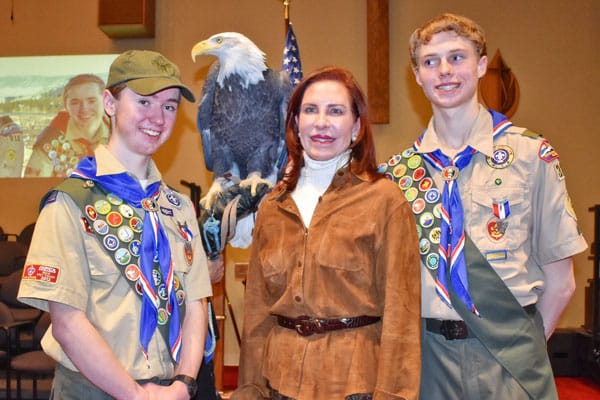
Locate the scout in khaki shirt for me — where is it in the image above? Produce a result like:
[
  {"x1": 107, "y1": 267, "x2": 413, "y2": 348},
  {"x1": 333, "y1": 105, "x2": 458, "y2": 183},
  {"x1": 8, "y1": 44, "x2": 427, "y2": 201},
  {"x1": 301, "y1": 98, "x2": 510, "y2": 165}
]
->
[
  {"x1": 381, "y1": 13, "x2": 587, "y2": 400},
  {"x1": 19, "y1": 50, "x2": 212, "y2": 400}
]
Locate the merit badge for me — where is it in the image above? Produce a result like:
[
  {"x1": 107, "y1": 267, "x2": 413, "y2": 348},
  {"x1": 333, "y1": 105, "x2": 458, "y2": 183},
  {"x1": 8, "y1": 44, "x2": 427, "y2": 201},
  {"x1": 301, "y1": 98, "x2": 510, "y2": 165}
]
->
[
  {"x1": 407, "y1": 154, "x2": 422, "y2": 169},
  {"x1": 119, "y1": 204, "x2": 135, "y2": 218},
  {"x1": 177, "y1": 290, "x2": 186, "y2": 306},
  {"x1": 412, "y1": 198, "x2": 426, "y2": 215},
  {"x1": 393, "y1": 164, "x2": 407, "y2": 178},
  {"x1": 117, "y1": 226, "x2": 134, "y2": 243},
  {"x1": 115, "y1": 248, "x2": 132, "y2": 266},
  {"x1": 130, "y1": 217, "x2": 143, "y2": 232},
  {"x1": 487, "y1": 218, "x2": 508, "y2": 241},
  {"x1": 412, "y1": 166, "x2": 426, "y2": 181},
  {"x1": 157, "y1": 308, "x2": 168, "y2": 325},
  {"x1": 85, "y1": 205, "x2": 97, "y2": 221},
  {"x1": 125, "y1": 264, "x2": 141, "y2": 281},
  {"x1": 492, "y1": 200, "x2": 511, "y2": 219},
  {"x1": 107, "y1": 193, "x2": 124, "y2": 206},
  {"x1": 419, "y1": 212, "x2": 435, "y2": 229},
  {"x1": 442, "y1": 165, "x2": 459, "y2": 181},
  {"x1": 404, "y1": 187, "x2": 418, "y2": 202},
  {"x1": 538, "y1": 140, "x2": 559, "y2": 163},
  {"x1": 103, "y1": 234, "x2": 119, "y2": 251},
  {"x1": 158, "y1": 283, "x2": 168, "y2": 300},
  {"x1": 106, "y1": 211, "x2": 123, "y2": 227},
  {"x1": 425, "y1": 188, "x2": 441, "y2": 204},
  {"x1": 152, "y1": 268, "x2": 162, "y2": 286},
  {"x1": 402, "y1": 148, "x2": 414, "y2": 158},
  {"x1": 426, "y1": 253, "x2": 439, "y2": 270},
  {"x1": 94, "y1": 199, "x2": 111, "y2": 215},
  {"x1": 429, "y1": 227, "x2": 441, "y2": 244},
  {"x1": 419, "y1": 238, "x2": 431, "y2": 254},
  {"x1": 129, "y1": 240, "x2": 141, "y2": 257},
  {"x1": 399, "y1": 175, "x2": 413, "y2": 190},
  {"x1": 419, "y1": 177, "x2": 433, "y2": 192},
  {"x1": 486, "y1": 145, "x2": 514, "y2": 169},
  {"x1": 387, "y1": 154, "x2": 401, "y2": 166},
  {"x1": 93, "y1": 220, "x2": 109, "y2": 235}
]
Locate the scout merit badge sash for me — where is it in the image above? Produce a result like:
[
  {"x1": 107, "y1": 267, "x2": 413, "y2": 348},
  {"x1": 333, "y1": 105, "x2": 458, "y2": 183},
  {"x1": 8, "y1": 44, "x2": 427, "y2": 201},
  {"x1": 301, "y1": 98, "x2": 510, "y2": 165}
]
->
[
  {"x1": 44, "y1": 159, "x2": 188, "y2": 365},
  {"x1": 379, "y1": 110, "x2": 556, "y2": 399}
]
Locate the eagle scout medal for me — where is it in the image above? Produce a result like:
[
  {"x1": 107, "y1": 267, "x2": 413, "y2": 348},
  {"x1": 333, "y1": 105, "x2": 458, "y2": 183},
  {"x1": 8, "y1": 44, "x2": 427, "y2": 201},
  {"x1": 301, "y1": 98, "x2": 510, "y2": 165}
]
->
[
  {"x1": 177, "y1": 222, "x2": 194, "y2": 265},
  {"x1": 486, "y1": 145, "x2": 514, "y2": 169},
  {"x1": 487, "y1": 218, "x2": 508, "y2": 241}
]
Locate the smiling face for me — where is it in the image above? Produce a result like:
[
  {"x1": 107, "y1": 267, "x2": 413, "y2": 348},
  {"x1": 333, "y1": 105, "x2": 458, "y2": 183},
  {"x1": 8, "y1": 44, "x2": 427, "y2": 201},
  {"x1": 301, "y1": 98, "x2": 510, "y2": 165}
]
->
[
  {"x1": 65, "y1": 82, "x2": 104, "y2": 135},
  {"x1": 413, "y1": 31, "x2": 487, "y2": 112},
  {"x1": 104, "y1": 87, "x2": 181, "y2": 163},
  {"x1": 296, "y1": 80, "x2": 360, "y2": 161}
]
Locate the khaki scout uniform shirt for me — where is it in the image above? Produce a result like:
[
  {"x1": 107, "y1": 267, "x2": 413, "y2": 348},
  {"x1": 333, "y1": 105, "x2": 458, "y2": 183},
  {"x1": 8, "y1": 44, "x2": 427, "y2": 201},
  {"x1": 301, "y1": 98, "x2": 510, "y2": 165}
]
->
[
  {"x1": 18, "y1": 145, "x2": 212, "y2": 379},
  {"x1": 417, "y1": 106, "x2": 587, "y2": 320},
  {"x1": 238, "y1": 167, "x2": 421, "y2": 400}
]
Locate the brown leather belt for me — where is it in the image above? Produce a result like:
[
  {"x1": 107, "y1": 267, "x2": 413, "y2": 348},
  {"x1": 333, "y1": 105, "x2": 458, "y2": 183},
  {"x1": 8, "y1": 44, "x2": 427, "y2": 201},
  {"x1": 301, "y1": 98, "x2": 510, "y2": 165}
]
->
[
  {"x1": 425, "y1": 304, "x2": 537, "y2": 340},
  {"x1": 276, "y1": 315, "x2": 381, "y2": 337}
]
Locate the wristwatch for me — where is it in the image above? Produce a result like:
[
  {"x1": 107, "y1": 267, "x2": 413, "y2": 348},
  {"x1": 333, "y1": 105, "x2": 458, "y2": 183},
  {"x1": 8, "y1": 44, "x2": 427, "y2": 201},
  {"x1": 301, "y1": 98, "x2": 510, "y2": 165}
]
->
[{"x1": 173, "y1": 374, "x2": 198, "y2": 398}]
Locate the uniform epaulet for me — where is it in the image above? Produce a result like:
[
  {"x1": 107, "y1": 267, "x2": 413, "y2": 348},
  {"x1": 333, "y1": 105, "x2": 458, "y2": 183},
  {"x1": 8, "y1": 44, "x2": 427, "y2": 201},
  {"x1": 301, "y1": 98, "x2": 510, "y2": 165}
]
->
[{"x1": 519, "y1": 129, "x2": 542, "y2": 140}]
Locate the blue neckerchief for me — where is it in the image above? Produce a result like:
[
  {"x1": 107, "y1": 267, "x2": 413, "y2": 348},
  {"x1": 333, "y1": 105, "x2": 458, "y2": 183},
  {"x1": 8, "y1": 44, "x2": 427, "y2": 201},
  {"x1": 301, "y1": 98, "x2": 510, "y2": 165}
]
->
[
  {"x1": 72, "y1": 157, "x2": 182, "y2": 363},
  {"x1": 416, "y1": 110, "x2": 512, "y2": 315}
]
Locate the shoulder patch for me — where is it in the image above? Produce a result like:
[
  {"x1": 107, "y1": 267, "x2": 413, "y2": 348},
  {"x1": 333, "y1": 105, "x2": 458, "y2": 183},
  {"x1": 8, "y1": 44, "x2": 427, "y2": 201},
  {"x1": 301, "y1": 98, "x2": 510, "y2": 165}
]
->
[
  {"x1": 538, "y1": 140, "x2": 560, "y2": 163},
  {"x1": 23, "y1": 264, "x2": 60, "y2": 284}
]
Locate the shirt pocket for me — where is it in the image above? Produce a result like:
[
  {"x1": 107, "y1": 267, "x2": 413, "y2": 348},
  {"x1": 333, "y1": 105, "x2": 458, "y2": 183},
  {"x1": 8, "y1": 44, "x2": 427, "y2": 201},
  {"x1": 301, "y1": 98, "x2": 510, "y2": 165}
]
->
[
  {"x1": 256, "y1": 221, "x2": 289, "y2": 293},
  {"x1": 470, "y1": 186, "x2": 530, "y2": 251},
  {"x1": 316, "y1": 218, "x2": 374, "y2": 273}
]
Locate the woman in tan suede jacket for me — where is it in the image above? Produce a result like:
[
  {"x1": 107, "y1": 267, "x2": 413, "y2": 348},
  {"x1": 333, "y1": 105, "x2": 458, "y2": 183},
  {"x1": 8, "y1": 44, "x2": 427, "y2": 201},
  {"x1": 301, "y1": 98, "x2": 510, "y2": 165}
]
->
[{"x1": 232, "y1": 66, "x2": 421, "y2": 400}]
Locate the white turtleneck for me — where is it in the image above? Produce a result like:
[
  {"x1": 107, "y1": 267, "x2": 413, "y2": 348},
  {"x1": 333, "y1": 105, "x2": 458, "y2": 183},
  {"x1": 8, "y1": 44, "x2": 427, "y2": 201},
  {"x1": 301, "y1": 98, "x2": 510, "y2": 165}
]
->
[{"x1": 292, "y1": 150, "x2": 351, "y2": 227}]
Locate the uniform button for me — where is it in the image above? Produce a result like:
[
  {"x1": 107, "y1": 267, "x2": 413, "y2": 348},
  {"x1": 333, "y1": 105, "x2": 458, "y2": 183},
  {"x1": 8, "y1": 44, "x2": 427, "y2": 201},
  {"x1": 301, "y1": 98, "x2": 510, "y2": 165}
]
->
[{"x1": 294, "y1": 296, "x2": 302, "y2": 302}]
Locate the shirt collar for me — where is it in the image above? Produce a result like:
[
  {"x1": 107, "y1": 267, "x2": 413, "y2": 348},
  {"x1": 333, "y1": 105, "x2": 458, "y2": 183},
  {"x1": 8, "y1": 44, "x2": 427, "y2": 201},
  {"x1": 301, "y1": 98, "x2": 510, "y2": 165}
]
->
[
  {"x1": 418, "y1": 105, "x2": 495, "y2": 158},
  {"x1": 94, "y1": 144, "x2": 162, "y2": 184}
]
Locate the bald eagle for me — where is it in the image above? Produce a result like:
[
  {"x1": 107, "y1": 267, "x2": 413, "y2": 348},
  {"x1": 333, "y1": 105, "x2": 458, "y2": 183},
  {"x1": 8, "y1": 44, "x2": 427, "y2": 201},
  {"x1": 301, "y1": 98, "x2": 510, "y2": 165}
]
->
[
  {"x1": 192, "y1": 32, "x2": 292, "y2": 207},
  {"x1": 191, "y1": 32, "x2": 292, "y2": 257}
]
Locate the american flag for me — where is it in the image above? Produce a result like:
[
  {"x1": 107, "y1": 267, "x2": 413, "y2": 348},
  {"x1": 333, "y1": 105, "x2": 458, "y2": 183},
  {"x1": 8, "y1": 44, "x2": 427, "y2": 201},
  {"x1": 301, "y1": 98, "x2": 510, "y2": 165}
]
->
[{"x1": 282, "y1": 22, "x2": 303, "y2": 87}]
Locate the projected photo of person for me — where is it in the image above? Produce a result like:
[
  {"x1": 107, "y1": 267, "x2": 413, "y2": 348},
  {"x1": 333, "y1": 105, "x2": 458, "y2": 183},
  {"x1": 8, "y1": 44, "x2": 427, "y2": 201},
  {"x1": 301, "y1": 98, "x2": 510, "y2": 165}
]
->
[{"x1": 25, "y1": 74, "x2": 109, "y2": 177}]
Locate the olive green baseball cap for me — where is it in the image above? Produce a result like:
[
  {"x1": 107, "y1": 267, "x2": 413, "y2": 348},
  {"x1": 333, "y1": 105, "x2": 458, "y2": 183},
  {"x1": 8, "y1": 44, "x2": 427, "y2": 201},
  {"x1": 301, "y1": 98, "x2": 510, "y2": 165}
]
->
[{"x1": 107, "y1": 50, "x2": 195, "y2": 102}]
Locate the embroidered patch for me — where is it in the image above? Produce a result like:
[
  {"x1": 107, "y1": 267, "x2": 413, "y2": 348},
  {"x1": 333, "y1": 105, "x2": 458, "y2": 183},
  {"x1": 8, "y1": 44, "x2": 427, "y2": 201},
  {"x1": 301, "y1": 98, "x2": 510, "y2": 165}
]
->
[
  {"x1": 486, "y1": 145, "x2": 514, "y2": 169},
  {"x1": 485, "y1": 250, "x2": 508, "y2": 262},
  {"x1": 23, "y1": 264, "x2": 60, "y2": 284},
  {"x1": 538, "y1": 140, "x2": 559, "y2": 163}
]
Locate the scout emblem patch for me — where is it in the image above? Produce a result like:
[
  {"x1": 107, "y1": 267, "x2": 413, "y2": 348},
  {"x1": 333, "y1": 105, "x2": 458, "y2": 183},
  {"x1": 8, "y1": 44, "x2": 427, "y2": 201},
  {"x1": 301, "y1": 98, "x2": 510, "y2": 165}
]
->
[{"x1": 486, "y1": 144, "x2": 514, "y2": 169}]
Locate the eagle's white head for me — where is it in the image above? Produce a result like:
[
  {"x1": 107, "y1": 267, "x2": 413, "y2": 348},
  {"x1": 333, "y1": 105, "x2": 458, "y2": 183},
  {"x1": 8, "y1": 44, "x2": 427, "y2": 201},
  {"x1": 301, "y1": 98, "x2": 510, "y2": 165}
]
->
[{"x1": 192, "y1": 32, "x2": 267, "y2": 89}]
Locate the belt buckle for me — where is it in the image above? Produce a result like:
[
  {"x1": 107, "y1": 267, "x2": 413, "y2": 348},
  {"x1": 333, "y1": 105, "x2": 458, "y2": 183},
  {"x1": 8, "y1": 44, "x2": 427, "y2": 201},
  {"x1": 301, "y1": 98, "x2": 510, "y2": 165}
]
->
[
  {"x1": 294, "y1": 316, "x2": 324, "y2": 336},
  {"x1": 439, "y1": 320, "x2": 468, "y2": 340}
]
